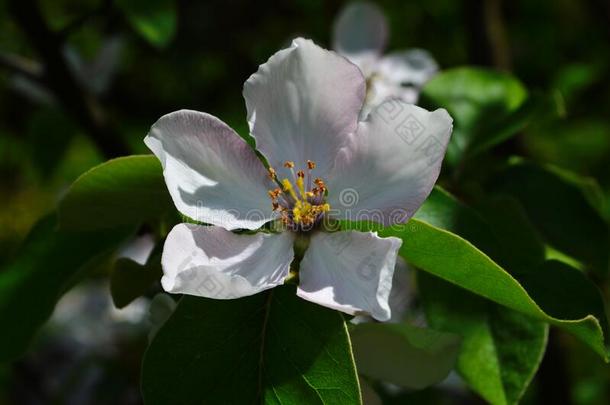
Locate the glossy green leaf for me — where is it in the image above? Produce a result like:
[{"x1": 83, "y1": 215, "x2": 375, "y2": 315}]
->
[
  {"x1": 142, "y1": 286, "x2": 362, "y2": 404},
  {"x1": 491, "y1": 161, "x2": 609, "y2": 273},
  {"x1": 420, "y1": 273, "x2": 548, "y2": 405},
  {"x1": 110, "y1": 254, "x2": 162, "y2": 309},
  {"x1": 0, "y1": 215, "x2": 133, "y2": 361},
  {"x1": 377, "y1": 220, "x2": 608, "y2": 360},
  {"x1": 420, "y1": 67, "x2": 528, "y2": 165},
  {"x1": 340, "y1": 188, "x2": 608, "y2": 360},
  {"x1": 116, "y1": 0, "x2": 177, "y2": 48},
  {"x1": 414, "y1": 189, "x2": 549, "y2": 402},
  {"x1": 58, "y1": 155, "x2": 173, "y2": 231},
  {"x1": 350, "y1": 322, "x2": 461, "y2": 389}
]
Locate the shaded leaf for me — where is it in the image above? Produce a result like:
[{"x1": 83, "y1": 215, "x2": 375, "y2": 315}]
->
[
  {"x1": 58, "y1": 155, "x2": 173, "y2": 231},
  {"x1": 420, "y1": 273, "x2": 548, "y2": 405},
  {"x1": 142, "y1": 286, "x2": 361, "y2": 404},
  {"x1": 110, "y1": 254, "x2": 162, "y2": 309},
  {"x1": 491, "y1": 161, "x2": 609, "y2": 273},
  {"x1": 0, "y1": 215, "x2": 133, "y2": 361},
  {"x1": 350, "y1": 322, "x2": 461, "y2": 389}
]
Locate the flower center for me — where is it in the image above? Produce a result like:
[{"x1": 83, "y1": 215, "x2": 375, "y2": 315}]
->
[{"x1": 267, "y1": 160, "x2": 330, "y2": 231}]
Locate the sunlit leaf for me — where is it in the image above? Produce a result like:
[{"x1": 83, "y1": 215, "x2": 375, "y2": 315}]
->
[{"x1": 420, "y1": 67, "x2": 529, "y2": 165}]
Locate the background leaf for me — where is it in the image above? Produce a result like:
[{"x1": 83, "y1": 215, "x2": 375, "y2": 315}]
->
[
  {"x1": 0, "y1": 215, "x2": 133, "y2": 361},
  {"x1": 420, "y1": 67, "x2": 528, "y2": 166},
  {"x1": 115, "y1": 0, "x2": 177, "y2": 48},
  {"x1": 420, "y1": 273, "x2": 548, "y2": 405},
  {"x1": 349, "y1": 322, "x2": 461, "y2": 390},
  {"x1": 58, "y1": 155, "x2": 174, "y2": 231},
  {"x1": 110, "y1": 254, "x2": 162, "y2": 309},
  {"x1": 490, "y1": 161, "x2": 609, "y2": 273},
  {"x1": 142, "y1": 286, "x2": 362, "y2": 404}
]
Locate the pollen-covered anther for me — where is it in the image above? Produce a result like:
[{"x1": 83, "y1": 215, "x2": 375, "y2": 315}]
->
[
  {"x1": 266, "y1": 160, "x2": 331, "y2": 229},
  {"x1": 268, "y1": 167, "x2": 276, "y2": 180}
]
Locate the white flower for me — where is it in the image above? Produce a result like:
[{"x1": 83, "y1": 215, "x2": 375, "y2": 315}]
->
[
  {"x1": 333, "y1": 2, "x2": 439, "y2": 117},
  {"x1": 145, "y1": 38, "x2": 452, "y2": 321}
]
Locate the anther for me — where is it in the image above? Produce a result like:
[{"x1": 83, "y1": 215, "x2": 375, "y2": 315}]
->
[
  {"x1": 283, "y1": 161, "x2": 295, "y2": 168},
  {"x1": 307, "y1": 160, "x2": 316, "y2": 170},
  {"x1": 268, "y1": 167, "x2": 276, "y2": 180}
]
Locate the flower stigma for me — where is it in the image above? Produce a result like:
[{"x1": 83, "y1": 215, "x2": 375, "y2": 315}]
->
[{"x1": 267, "y1": 160, "x2": 330, "y2": 231}]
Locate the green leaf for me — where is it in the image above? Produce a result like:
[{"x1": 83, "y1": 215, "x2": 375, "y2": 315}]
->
[
  {"x1": 419, "y1": 273, "x2": 548, "y2": 405},
  {"x1": 420, "y1": 67, "x2": 529, "y2": 165},
  {"x1": 377, "y1": 220, "x2": 608, "y2": 360},
  {"x1": 413, "y1": 189, "x2": 549, "y2": 402},
  {"x1": 0, "y1": 215, "x2": 133, "y2": 361},
  {"x1": 342, "y1": 188, "x2": 607, "y2": 359},
  {"x1": 142, "y1": 286, "x2": 362, "y2": 404},
  {"x1": 491, "y1": 161, "x2": 609, "y2": 273},
  {"x1": 350, "y1": 322, "x2": 461, "y2": 389},
  {"x1": 110, "y1": 254, "x2": 162, "y2": 309},
  {"x1": 116, "y1": 0, "x2": 177, "y2": 48},
  {"x1": 58, "y1": 155, "x2": 174, "y2": 231}
]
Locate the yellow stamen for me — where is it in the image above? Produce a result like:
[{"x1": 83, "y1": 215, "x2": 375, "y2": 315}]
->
[
  {"x1": 281, "y1": 178, "x2": 299, "y2": 201},
  {"x1": 283, "y1": 161, "x2": 295, "y2": 169},
  {"x1": 296, "y1": 176, "x2": 306, "y2": 199}
]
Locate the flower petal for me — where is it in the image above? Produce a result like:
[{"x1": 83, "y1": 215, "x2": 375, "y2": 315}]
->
[
  {"x1": 161, "y1": 224, "x2": 294, "y2": 299},
  {"x1": 328, "y1": 101, "x2": 453, "y2": 226},
  {"x1": 243, "y1": 38, "x2": 365, "y2": 178},
  {"x1": 332, "y1": 2, "x2": 388, "y2": 57},
  {"x1": 145, "y1": 110, "x2": 274, "y2": 230},
  {"x1": 377, "y1": 49, "x2": 439, "y2": 88},
  {"x1": 297, "y1": 230, "x2": 401, "y2": 321}
]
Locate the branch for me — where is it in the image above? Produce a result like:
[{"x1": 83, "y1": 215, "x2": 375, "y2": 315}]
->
[{"x1": 0, "y1": 52, "x2": 44, "y2": 83}]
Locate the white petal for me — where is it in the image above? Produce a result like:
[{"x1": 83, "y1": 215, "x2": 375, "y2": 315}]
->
[
  {"x1": 332, "y1": 2, "x2": 388, "y2": 57},
  {"x1": 297, "y1": 230, "x2": 401, "y2": 321},
  {"x1": 328, "y1": 101, "x2": 453, "y2": 226},
  {"x1": 145, "y1": 110, "x2": 274, "y2": 230},
  {"x1": 377, "y1": 49, "x2": 439, "y2": 88},
  {"x1": 387, "y1": 257, "x2": 414, "y2": 323},
  {"x1": 161, "y1": 224, "x2": 294, "y2": 299},
  {"x1": 243, "y1": 38, "x2": 365, "y2": 179}
]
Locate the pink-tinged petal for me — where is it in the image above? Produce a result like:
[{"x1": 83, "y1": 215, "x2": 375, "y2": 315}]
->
[
  {"x1": 243, "y1": 38, "x2": 366, "y2": 179},
  {"x1": 297, "y1": 230, "x2": 401, "y2": 321},
  {"x1": 145, "y1": 110, "x2": 274, "y2": 230},
  {"x1": 328, "y1": 101, "x2": 453, "y2": 226},
  {"x1": 377, "y1": 49, "x2": 439, "y2": 88},
  {"x1": 161, "y1": 224, "x2": 294, "y2": 299},
  {"x1": 333, "y1": 2, "x2": 388, "y2": 58}
]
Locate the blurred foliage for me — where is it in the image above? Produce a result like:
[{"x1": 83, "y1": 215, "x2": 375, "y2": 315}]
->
[{"x1": 1, "y1": 0, "x2": 610, "y2": 404}]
